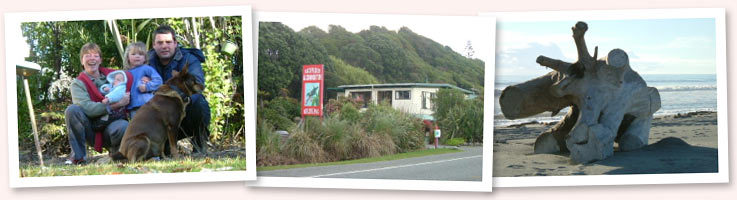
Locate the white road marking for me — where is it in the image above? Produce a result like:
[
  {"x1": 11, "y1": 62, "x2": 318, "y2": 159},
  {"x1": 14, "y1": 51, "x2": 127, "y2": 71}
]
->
[{"x1": 309, "y1": 155, "x2": 482, "y2": 178}]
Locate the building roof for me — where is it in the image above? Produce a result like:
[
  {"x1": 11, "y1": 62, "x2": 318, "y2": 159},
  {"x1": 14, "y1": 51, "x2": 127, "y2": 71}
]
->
[{"x1": 334, "y1": 83, "x2": 475, "y2": 94}]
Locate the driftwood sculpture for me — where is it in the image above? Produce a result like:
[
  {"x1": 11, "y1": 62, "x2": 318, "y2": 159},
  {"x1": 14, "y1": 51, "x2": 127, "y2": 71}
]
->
[{"x1": 499, "y1": 22, "x2": 661, "y2": 163}]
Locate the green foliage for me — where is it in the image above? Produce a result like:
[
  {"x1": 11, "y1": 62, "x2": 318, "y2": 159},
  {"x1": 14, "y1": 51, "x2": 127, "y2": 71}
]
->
[
  {"x1": 257, "y1": 100, "x2": 426, "y2": 166},
  {"x1": 432, "y1": 89, "x2": 484, "y2": 143},
  {"x1": 348, "y1": 127, "x2": 385, "y2": 158},
  {"x1": 21, "y1": 21, "x2": 117, "y2": 103},
  {"x1": 16, "y1": 100, "x2": 71, "y2": 158},
  {"x1": 259, "y1": 96, "x2": 300, "y2": 131},
  {"x1": 39, "y1": 111, "x2": 66, "y2": 136},
  {"x1": 398, "y1": 27, "x2": 484, "y2": 90},
  {"x1": 200, "y1": 17, "x2": 242, "y2": 142},
  {"x1": 282, "y1": 128, "x2": 328, "y2": 164},
  {"x1": 326, "y1": 56, "x2": 379, "y2": 86},
  {"x1": 318, "y1": 117, "x2": 356, "y2": 160},
  {"x1": 258, "y1": 22, "x2": 332, "y2": 101},
  {"x1": 444, "y1": 138, "x2": 466, "y2": 146},
  {"x1": 256, "y1": 119, "x2": 280, "y2": 158},
  {"x1": 432, "y1": 88, "x2": 466, "y2": 123},
  {"x1": 16, "y1": 81, "x2": 33, "y2": 145},
  {"x1": 458, "y1": 98, "x2": 484, "y2": 143},
  {"x1": 362, "y1": 104, "x2": 425, "y2": 153},
  {"x1": 338, "y1": 103, "x2": 360, "y2": 124},
  {"x1": 18, "y1": 16, "x2": 246, "y2": 159},
  {"x1": 324, "y1": 96, "x2": 360, "y2": 117},
  {"x1": 290, "y1": 24, "x2": 484, "y2": 90}
]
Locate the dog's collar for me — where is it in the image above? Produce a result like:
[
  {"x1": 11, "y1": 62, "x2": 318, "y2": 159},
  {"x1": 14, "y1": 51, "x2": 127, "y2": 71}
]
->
[
  {"x1": 155, "y1": 85, "x2": 191, "y2": 108},
  {"x1": 168, "y1": 84, "x2": 190, "y2": 103}
]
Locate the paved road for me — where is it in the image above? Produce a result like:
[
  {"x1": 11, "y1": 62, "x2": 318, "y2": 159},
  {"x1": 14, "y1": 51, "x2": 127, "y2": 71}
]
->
[{"x1": 258, "y1": 146, "x2": 482, "y2": 181}]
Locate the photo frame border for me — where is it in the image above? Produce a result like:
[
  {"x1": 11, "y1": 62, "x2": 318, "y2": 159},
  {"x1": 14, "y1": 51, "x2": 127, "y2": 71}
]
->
[
  {"x1": 482, "y1": 8, "x2": 728, "y2": 187},
  {"x1": 4, "y1": 5, "x2": 257, "y2": 188},
  {"x1": 250, "y1": 11, "x2": 495, "y2": 192}
]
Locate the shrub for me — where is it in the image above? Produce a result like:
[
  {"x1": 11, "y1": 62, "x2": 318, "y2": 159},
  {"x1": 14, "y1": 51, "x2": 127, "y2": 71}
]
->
[
  {"x1": 318, "y1": 116, "x2": 355, "y2": 160},
  {"x1": 349, "y1": 129, "x2": 383, "y2": 158},
  {"x1": 361, "y1": 104, "x2": 424, "y2": 153},
  {"x1": 374, "y1": 133, "x2": 398, "y2": 156},
  {"x1": 260, "y1": 96, "x2": 300, "y2": 131},
  {"x1": 256, "y1": 97, "x2": 428, "y2": 166},
  {"x1": 303, "y1": 117, "x2": 325, "y2": 139},
  {"x1": 324, "y1": 96, "x2": 360, "y2": 117},
  {"x1": 256, "y1": 119, "x2": 280, "y2": 157},
  {"x1": 19, "y1": 101, "x2": 71, "y2": 157},
  {"x1": 444, "y1": 138, "x2": 466, "y2": 146},
  {"x1": 433, "y1": 88, "x2": 484, "y2": 143},
  {"x1": 281, "y1": 128, "x2": 327, "y2": 163},
  {"x1": 38, "y1": 111, "x2": 69, "y2": 156},
  {"x1": 339, "y1": 103, "x2": 360, "y2": 124}
]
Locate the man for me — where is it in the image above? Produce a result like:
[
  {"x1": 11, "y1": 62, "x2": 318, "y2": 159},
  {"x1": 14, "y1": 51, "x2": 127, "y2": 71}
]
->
[
  {"x1": 148, "y1": 24, "x2": 211, "y2": 153},
  {"x1": 65, "y1": 42, "x2": 132, "y2": 164}
]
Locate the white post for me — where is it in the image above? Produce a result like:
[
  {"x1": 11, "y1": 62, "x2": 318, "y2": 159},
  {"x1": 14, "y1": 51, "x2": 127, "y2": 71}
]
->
[{"x1": 23, "y1": 77, "x2": 44, "y2": 166}]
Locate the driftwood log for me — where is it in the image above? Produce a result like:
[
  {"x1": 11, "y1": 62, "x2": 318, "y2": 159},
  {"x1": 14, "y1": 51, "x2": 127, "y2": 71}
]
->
[{"x1": 499, "y1": 21, "x2": 661, "y2": 163}]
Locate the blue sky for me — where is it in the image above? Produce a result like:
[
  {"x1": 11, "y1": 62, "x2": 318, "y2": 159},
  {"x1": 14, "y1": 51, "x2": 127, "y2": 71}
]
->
[{"x1": 496, "y1": 18, "x2": 717, "y2": 79}]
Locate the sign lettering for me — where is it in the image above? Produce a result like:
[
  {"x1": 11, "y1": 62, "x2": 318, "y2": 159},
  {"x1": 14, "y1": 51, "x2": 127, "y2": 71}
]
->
[{"x1": 301, "y1": 64, "x2": 324, "y2": 117}]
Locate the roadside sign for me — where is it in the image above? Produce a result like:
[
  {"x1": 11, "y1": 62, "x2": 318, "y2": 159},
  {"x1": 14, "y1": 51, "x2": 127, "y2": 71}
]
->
[{"x1": 301, "y1": 64, "x2": 324, "y2": 118}]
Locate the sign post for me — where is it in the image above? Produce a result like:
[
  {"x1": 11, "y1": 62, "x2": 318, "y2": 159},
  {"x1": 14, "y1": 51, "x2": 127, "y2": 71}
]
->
[
  {"x1": 301, "y1": 64, "x2": 324, "y2": 119},
  {"x1": 434, "y1": 125, "x2": 441, "y2": 149}
]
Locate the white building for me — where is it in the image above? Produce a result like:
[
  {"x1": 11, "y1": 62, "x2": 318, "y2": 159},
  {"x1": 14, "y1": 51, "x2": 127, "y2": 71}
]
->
[{"x1": 333, "y1": 83, "x2": 475, "y2": 120}]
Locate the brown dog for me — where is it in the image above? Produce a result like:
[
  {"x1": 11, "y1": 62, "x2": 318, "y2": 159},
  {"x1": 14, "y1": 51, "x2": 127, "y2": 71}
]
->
[{"x1": 111, "y1": 63, "x2": 204, "y2": 162}]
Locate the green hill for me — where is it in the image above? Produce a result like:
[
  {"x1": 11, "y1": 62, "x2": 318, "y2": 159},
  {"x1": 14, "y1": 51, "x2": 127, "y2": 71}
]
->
[{"x1": 258, "y1": 22, "x2": 484, "y2": 101}]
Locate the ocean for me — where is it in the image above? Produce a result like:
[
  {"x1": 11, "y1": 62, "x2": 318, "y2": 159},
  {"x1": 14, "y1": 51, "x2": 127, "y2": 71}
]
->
[{"x1": 494, "y1": 74, "x2": 717, "y2": 127}]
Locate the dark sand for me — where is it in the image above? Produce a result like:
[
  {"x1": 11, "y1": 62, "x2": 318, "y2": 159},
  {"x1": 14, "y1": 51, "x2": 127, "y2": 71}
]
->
[{"x1": 493, "y1": 111, "x2": 718, "y2": 177}]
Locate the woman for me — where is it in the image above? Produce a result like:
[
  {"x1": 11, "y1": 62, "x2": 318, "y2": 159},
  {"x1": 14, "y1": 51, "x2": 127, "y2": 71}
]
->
[{"x1": 64, "y1": 42, "x2": 132, "y2": 165}]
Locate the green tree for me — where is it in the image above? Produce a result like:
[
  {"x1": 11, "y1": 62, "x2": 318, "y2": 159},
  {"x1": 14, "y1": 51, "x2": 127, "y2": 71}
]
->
[
  {"x1": 432, "y1": 88, "x2": 483, "y2": 143},
  {"x1": 326, "y1": 56, "x2": 379, "y2": 86},
  {"x1": 257, "y1": 22, "x2": 332, "y2": 101}
]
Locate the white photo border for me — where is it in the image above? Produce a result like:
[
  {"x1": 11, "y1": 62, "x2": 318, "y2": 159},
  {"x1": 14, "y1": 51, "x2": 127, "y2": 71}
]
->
[
  {"x1": 5, "y1": 5, "x2": 257, "y2": 187},
  {"x1": 482, "y1": 8, "x2": 728, "y2": 187},
  {"x1": 250, "y1": 11, "x2": 495, "y2": 192}
]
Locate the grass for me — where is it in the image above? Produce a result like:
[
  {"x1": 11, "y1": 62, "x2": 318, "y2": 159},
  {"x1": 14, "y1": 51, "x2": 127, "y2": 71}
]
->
[
  {"x1": 445, "y1": 138, "x2": 466, "y2": 146},
  {"x1": 258, "y1": 148, "x2": 461, "y2": 171},
  {"x1": 20, "y1": 156, "x2": 246, "y2": 177}
]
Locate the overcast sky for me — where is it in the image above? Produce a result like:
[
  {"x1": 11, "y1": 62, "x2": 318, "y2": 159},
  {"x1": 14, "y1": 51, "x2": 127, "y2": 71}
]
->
[
  {"x1": 259, "y1": 12, "x2": 494, "y2": 64},
  {"x1": 496, "y1": 18, "x2": 717, "y2": 79}
]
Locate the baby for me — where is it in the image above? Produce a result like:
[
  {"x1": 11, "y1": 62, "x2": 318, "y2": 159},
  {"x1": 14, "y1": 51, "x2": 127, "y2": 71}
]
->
[
  {"x1": 124, "y1": 42, "x2": 163, "y2": 119},
  {"x1": 99, "y1": 70, "x2": 128, "y2": 104}
]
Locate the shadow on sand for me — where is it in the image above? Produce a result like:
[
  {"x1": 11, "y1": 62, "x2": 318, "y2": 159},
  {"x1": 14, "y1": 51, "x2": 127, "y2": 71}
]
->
[{"x1": 595, "y1": 137, "x2": 718, "y2": 174}]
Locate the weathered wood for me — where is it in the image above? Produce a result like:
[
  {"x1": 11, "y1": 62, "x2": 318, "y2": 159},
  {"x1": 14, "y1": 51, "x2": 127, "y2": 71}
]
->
[
  {"x1": 499, "y1": 71, "x2": 572, "y2": 119},
  {"x1": 499, "y1": 21, "x2": 661, "y2": 163}
]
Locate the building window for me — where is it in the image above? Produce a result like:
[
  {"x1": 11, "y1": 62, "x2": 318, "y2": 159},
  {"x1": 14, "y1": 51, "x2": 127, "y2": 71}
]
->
[
  {"x1": 422, "y1": 91, "x2": 431, "y2": 109},
  {"x1": 395, "y1": 90, "x2": 410, "y2": 100},
  {"x1": 377, "y1": 91, "x2": 393, "y2": 105},
  {"x1": 422, "y1": 91, "x2": 435, "y2": 109}
]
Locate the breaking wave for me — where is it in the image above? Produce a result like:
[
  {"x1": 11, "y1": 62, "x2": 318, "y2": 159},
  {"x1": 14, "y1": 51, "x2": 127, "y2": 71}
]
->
[{"x1": 655, "y1": 85, "x2": 716, "y2": 92}]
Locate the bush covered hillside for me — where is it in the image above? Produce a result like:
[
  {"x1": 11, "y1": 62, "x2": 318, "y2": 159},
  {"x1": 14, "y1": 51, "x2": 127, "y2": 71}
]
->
[{"x1": 257, "y1": 22, "x2": 484, "y2": 102}]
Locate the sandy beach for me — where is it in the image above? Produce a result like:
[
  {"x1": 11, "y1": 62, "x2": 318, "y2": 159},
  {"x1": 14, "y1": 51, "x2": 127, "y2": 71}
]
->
[{"x1": 493, "y1": 111, "x2": 718, "y2": 177}]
